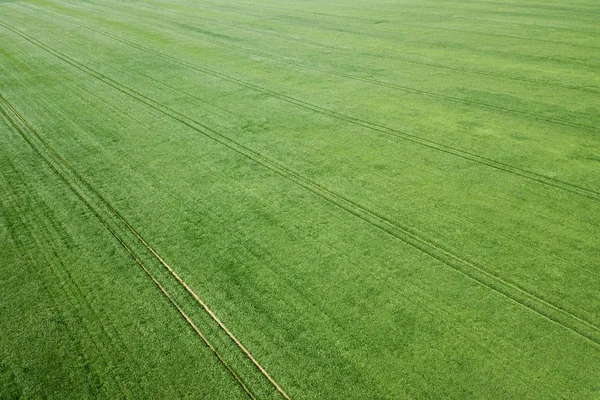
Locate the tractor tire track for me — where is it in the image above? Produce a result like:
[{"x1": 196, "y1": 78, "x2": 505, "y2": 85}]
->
[
  {"x1": 0, "y1": 93, "x2": 290, "y2": 400},
  {"x1": 0, "y1": 172, "x2": 136, "y2": 398},
  {"x1": 7, "y1": 53, "x2": 581, "y2": 394},
  {"x1": 129, "y1": 0, "x2": 600, "y2": 94},
  {"x1": 113, "y1": 57, "x2": 600, "y2": 278},
  {"x1": 24, "y1": 3, "x2": 599, "y2": 133},
  {"x1": 4, "y1": 22, "x2": 599, "y2": 347},
  {"x1": 1, "y1": 99, "x2": 257, "y2": 400},
  {"x1": 23, "y1": 1, "x2": 600, "y2": 95},
  {"x1": 6, "y1": 13, "x2": 600, "y2": 204},
  {"x1": 190, "y1": 0, "x2": 600, "y2": 50},
  {"x1": 129, "y1": 64, "x2": 600, "y2": 280},
  {"x1": 3, "y1": 40, "x2": 542, "y2": 394}
]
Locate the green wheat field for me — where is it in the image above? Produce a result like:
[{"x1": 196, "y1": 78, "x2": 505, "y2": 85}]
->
[{"x1": 1, "y1": 0, "x2": 599, "y2": 398}]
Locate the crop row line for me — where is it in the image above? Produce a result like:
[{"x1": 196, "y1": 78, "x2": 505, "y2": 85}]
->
[
  {"x1": 29, "y1": 3, "x2": 599, "y2": 132},
  {"x1": 28, "y1": 1, "x2": 600, "y2": 96},
  {"x1": 191, "y1": 12, "x2": 600, "y2": 94},
  {"x1": 191, "y1": 0, "x2": 600, "y2": 49},
  {"x1": 150, "y1": 0, "x2": 600, "y2": 67},
  {"x1": 160, "y1": 20, "x2": 600, "y2": 129},
  {"x1": 4, "y1": 22, "x2": 598, "y2": 347},
  {"x1": 0, "y1": 94, "x2": 289, "y2": 400},
  {"x1": 161, "y1": 16, "x2": 600, "y2": 94},
  {"x1": 111, "y1": 0, "x2": 600, "y2": 45},
  {"x1": 0, "y1": 166, "x2": 141, "y2": 398},
  {"x1": 10, "y1": 10, "x2": 600, "y2": 204},
  {"x1": 453, "y1": 0, "x2": 600, "y2": 17},
  {"x1": 125, "y1": 61, "x2": 600, "y2": 280}
]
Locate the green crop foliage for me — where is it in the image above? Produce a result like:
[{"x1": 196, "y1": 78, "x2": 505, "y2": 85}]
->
[{"x1": 1, "y1": 0, "x2": 599, "y2": 398}]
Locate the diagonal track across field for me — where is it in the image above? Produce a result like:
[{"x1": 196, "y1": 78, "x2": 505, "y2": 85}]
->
[
  {"x1": 19, "y1": 2, "x2": 600, "y2": 133},
  {"x1": 101, "y1": 0, "x2": 600, "y2": 94},
  {"x1": 2, "y1": 21, "x2": 599, "y2": 348},
  {"x1": 0, "y1": 94, "x2": 292, "y2": 400},
  {"x1": 8, "y1": 8, "x2": 600, "y2": 204},
  {"x1": 135, "y1": 0, "x2": 600, "y2": 71},
  {"x1": 31, "y1": 0, "x2": 600, "y2": 95}
]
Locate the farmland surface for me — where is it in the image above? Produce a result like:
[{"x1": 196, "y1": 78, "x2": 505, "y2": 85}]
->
[{"x1": 1, "y1": 0, "x2": 599, "y2": 398}]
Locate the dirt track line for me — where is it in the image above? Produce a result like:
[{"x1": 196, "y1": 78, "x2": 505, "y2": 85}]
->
[
  {"x1": 4, "y1": 22, "x2": 599, "y2": 348},
  {"x1": 13, "y1": 9, "x2": 600, "y2": 204},
  {"x1": 114, "y1": 238, "x2": 258, "y2": 400},
  {"x1": 128, "y1": 1, "x2": 600, "y2": 94},
  {"x1": 118, "y1": 217, "x2": 292, "y2": 400},
  {"x1": 0, "y1": 96, "x2": 258, "y2": 400},
  {"x1": 189, "y1": 0, "x2": 600, "y2": 49},
  {"x1": 0, "y1": 91, "x2": 291, "y2": 399},
  {"x1": 148, "y1": 0, "x2": 600, "y2": 67},
  {"x1": 39, "y1": 0, "x2": 600, "y2": 94},
  {"x1": 23, "y1": 3, "x2": 599, "y2": 134}
]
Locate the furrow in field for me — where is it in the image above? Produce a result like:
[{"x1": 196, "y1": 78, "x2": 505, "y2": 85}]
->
[
  {"x1": 188, "y1": 0, "x2": 600, "y2": 50},
  {"x1": 28, "y1": 3, "x2": 598, "y2": 132},
  {"x1": 31, "y1": 0, "x2": 600, "y2": 95},
  {"x1": 4, "y1": 23, "x2": 598, "y2": 347},
  {"x1": 1, "y1": 48, "x2": 548, "y2": 396},
  {"x1": 105, "y1": 66, "x2": 600, "y2": 281},
  {"x1": 0, "y1": 173, "x2": 137, "y2": 398},
  {"x1": 150, "y1": 0, "x2": 600, "y2": 67},
  {"x1": 172, "y1": 12, "x2": 600, "y2": 94},
  {"x1": 6, "y1": 13, "x2": 599, "y2": 204},
  {"x1": 0, "y1": 94, "x2": 290, "y2": 400}
]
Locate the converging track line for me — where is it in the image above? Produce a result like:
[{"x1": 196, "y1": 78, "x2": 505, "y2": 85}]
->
[
  {"x1": 2, "y1": 22, "x2": 599, "y2": 348},
  {"x1": 95, "y1": 0, "x2": 600, "y2": 94},
  {"x1": 43, "y1": 3, "x2": 600, "y2": 131},
  {"x1": 20, "y1": 3, "x2": 600, "y2": 121},
  {"x1": 119, "y1": 218, "x2": 292, "y2": 400},
  {"x1": 9, "y1": 8, "x2": 600, "y2": 204},
  {"x1": 0, "y1": 94, "x2": 291, "y2": 400}
]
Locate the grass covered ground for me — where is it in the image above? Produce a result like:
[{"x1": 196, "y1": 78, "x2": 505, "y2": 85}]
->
[{"x1": 1, "y1": 0, "x2": 599, "y2": 398}]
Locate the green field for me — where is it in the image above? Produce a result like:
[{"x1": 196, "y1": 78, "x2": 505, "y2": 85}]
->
[{"x1": 1, "y1": 0, "x2": 599, "y2": 398}]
